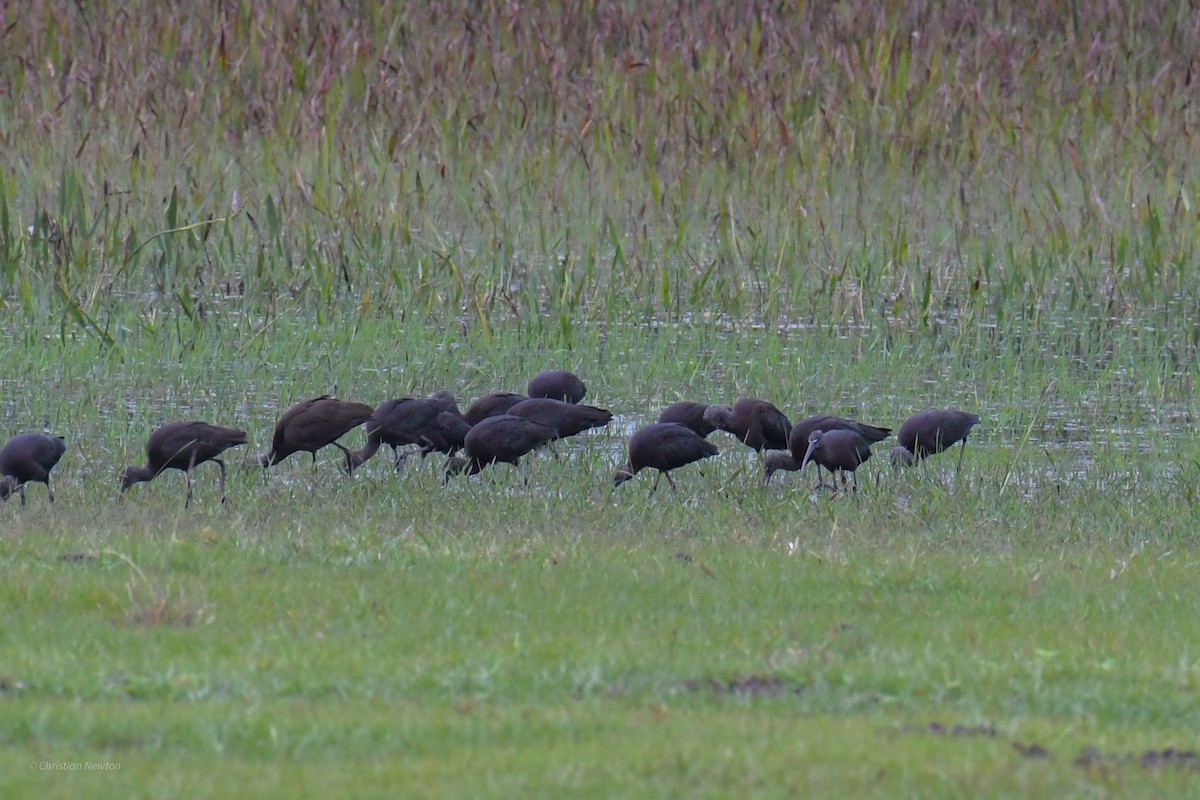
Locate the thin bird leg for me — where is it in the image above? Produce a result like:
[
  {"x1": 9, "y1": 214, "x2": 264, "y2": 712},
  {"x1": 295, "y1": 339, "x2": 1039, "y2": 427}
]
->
[
  {"x1": 812, "y1": 465, "x2": 834, "y2": 491},
  {"x1": 19, "y1": 484, "x2": 27, "y2": 508},
  {"x1": 331, "y1": 442, "x2": 354, "y2": 475},
  {"x1": 215, "y1": 459, "x2": 228, "y2": 504},
  {"x1": 664, "y1": 471, "x2": 679, "y2": 495},
  {"x1": 391, "y1": 445, "x2": 420, "y2": 471},
  {"x1": 650, "y1": 471, "x2": 663, "y2": 494},
  {"x1": 824, "y1": 465, "x2": 838, "y2": 489},
  {"x1": 184, "y1": 470, "x2": 194, "y2": 509},
  {"x1": 956, "y1": 438, "x2": 969, "y2": 475},
  {"x1": 47, "y1": 478, "x2": 55, "y2": 504}
]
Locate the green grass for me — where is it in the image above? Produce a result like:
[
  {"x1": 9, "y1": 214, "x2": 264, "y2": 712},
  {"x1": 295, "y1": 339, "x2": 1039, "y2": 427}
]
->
[
  {"x1": 3, "y1": 517, "x2": 1200, "y2": 797},
  {"x1": 4, "y1": 313, "x2": 1200, "y2": 799},
  {"x1": 4, "y1": 1, "x2": 1200, "y2": 797}
]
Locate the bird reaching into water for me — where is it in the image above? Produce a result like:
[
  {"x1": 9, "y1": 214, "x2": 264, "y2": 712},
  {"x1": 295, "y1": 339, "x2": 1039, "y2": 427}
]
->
[
  {"x1": 349, "y1": 390, "x2": 462, "y2": 471},
  {"x1": 890, "y1": 409, "x2": 981, "y2": 474},
  {"x1": 443, "y1": 414, "x2": 559, "y2": 482},
  {"x1": 764, "y1": 415, "x2": 891, "y2": 486},
  {"x1": 703, "y1": 398, "x2": 791, "y2": 453},
  {"x1": 260, "y1": 396, "x2": 374, "y2": 475},
  {"x1": 798, "y1": 429, "x2": 874, "y2": 493},
  {"x1": 121, "y1": 421, "x2": 247, "y2": 507},
  {"x1": 614, "y1": 422, "x2": 719, "y2": 494},
  {"x1": 0, "y1": 432, "x2": 67, "y2": 507}
]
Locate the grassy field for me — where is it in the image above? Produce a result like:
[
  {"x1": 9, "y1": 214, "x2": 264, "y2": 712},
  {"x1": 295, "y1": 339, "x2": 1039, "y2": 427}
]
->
[{"x1": 3, "y1": 2, "x2": 1200, "y2": 797}]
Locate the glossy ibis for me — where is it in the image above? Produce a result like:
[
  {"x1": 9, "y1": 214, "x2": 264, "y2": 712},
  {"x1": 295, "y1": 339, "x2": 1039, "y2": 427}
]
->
[
  {"x1": 121, "y1": 422, "x2": 248, "y2": 507},
  {"x1": 703, "y1": 398, "x2": 791, "y2": 453},
  {"x1": 463, "y1": 392, "x2": 527, "y2": 425},
  {"x1": 349, "y1": 390, "x2": 462, "y2": 470},
  {"x1": 891, "y1": 409, "x2": 981, "y2": 473},
  {"x1": 762, "y1": 451, "x2": 803, "y2": 484},
  {"x1": 799, "y1": 429, "x2": 873, "y2": 492},
  {"x1": 434, "y1": 411, "x2": 474, "y2": 449},
  {"x1": 0, "y1": 432, "x2": 67, "y2": 506},
  {"x1": 443, "y1": 414, "x2": 558, "y2": 481},
  {"x1": 527, "y1": 370, "x2": 586, "y2": 404},
  {"x1": 656, "y1": 401, "x2": 717, "y2": 438},
  {"x1": 414, "y1": 409, "x2": 471, "y2": 459},
  {"x1": 765, "y1": 415, "x2": 892, "y2": 486},
  {"x1": 507, "y1": 398, "x2": 612, "y2": 442},
  {"x1": 260, "y1": 396, "x2": 374, "y2": 475},
  {"x1": 614, "y1": 422, "x2": 719, "y2": 493}
]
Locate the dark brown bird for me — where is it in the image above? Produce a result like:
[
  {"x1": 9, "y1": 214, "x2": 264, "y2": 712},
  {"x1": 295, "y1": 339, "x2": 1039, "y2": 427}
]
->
[
  {"x1": 614, "y1": 422, "x2": 720, "y2": 493},
  {"x1": 414, "y1": 409, "x2": 471, "y2": 459},
  {"x1": 434, "y1": 411, "x2": 474, "y2": 449},
  {"x1": 762, "y1": 451, "x2": 804, "y2": 485},
  {"x1": 0, "y1": 432, "x2": 67, "y2": 506},
  {"x1": 443, "y1": 414, "x2": 558, "y2": 481},
  {"x1": 799, "y1": 429, "x2": 873, "y2": 492},
  {"x1": 349, "y1": 390, "x2": 462, "y2": 470},
  {"x1": 260, "y1": 396, "x2": 374, "y2": 475},
  {"x1": 656, "y1": 401, "x2": 717, "y2": 438},
  {"x1": 703, "y1": 398, "x2": 792, "y2": 452},
  {"x1": 765, "y1": 415, "x2": 892, "y2": 485},
  {"x1": 527, "y1": 370, "x2": 587, "y2": 404},
  {"x1": 121, "y1": 422, "x2": 248, "y2": 507},
  {"x1": 463, "y1": 392, "x2": 527, "y2": 425},
  {"x1": 507, "y1": 398, "x2": 612, "y2": 441},
  {"x1": 891, "y1": 409, "x2": 981, "y2": 472}
]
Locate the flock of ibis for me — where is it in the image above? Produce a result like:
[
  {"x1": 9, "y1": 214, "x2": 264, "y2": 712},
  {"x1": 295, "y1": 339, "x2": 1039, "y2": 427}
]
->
[{"x1": 0, "y1": 369, "x2": 980, "y2": 507}]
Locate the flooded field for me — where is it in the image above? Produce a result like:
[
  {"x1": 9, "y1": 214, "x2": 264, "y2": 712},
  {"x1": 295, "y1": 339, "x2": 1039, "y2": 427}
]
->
[
  {"x1": 1, "y1": 313, "x2": 1196, "y2": 543},
  {"x1": 5, "y1": 3, "x2": 1200, "y2": 796}
]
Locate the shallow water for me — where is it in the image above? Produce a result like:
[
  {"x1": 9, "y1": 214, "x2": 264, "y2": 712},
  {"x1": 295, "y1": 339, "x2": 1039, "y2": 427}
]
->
[{"x1": 3, "y1": 309, "x2": 1197, "y2": 506}]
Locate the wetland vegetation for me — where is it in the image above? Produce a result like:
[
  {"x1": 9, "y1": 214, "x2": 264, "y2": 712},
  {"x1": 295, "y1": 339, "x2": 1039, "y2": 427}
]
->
[{"x1": 3, "y1": 2, "x2": 1200, "y2": 796}]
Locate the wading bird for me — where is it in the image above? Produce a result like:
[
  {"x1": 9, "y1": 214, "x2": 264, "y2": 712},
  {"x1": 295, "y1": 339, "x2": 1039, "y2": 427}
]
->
[
  {"x1": 656, "y1": 401, "x2": 717, "y2": 438},
  {"x1": 434, "y1": 411, "x2": 474, "y2": 450},
  {"x1": 0, "y1": 432, "x2": 67, "y2": 507},
  {"x1": 443, "y1": 414, "x2": 559, "y2": 482},
  {"x1": 349, "y1": 390, "x2": 462, "y2": 470},
  {"x1": 260, "y1": 396, "x2": 374, "y2": 475},
  {"x1": 703, "y1": 398, "x2": 791, "y2": 453},
  {"x1": 890, "y1": 409, "x2": 982, "y2": 473},
  {"x1": 764, "y1": 415, "x2": 891, "y2": 486},
  {"x1": 121, "y1": 422, "x2": 247, "y2": 507},
  {"x1": 507, "y1": 398, "x2": 612, "y2": 442},
  {"x1": 463, "y1": 392, "x2": 527, "y2": 425},
  {"x1": 614, "y1": 422, "x2": 719, "y2": 493},
  {"x1": 527, "y1": 370, "x2": 587, "y2": 404},
  {"x1": 799, "y1": 429, "x2": 874, "y2": 492}
]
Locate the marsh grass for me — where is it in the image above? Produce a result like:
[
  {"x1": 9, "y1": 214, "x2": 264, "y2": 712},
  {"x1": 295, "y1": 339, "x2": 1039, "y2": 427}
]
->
[
  {"x1": 4, "y1": 2, "x2": 1200, "y2": 342},
  {"x1": 4, "y1": 1, "x2": 1200, "y2": 797},
  {"x1": 3, "y1": 316, "x2": 1200, "y2": 795}
]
